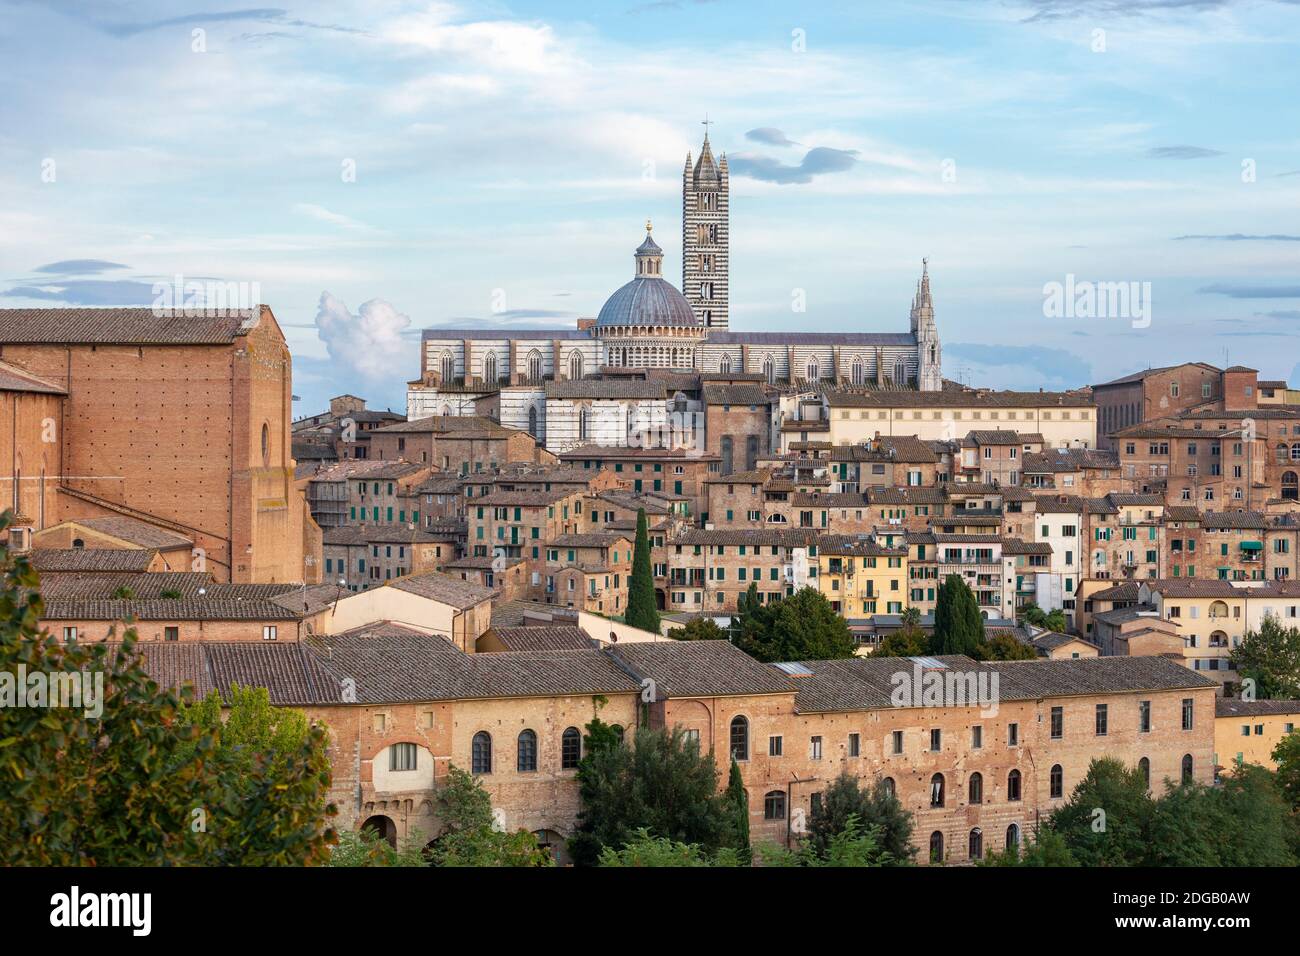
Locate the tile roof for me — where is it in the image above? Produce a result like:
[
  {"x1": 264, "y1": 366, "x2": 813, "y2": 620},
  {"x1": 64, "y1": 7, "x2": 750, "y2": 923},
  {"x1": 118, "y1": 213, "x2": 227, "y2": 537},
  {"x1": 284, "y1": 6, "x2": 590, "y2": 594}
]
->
[
  {"x1": 488, "y1": 625, "x2": 595, "y2": 652},
  {"x1": 0, "y1": 307, "x2": 263, "y2": 345},
  {"x1": 62, "y1": 516, "x2": 193, "y2": 550},
  {"x1": 545, "y1": 379, "x2": 670, "y2": 399},
  {"x1": 0, "y1": 359, "x2": 66, "y2": 394},
  {"x1": 1215, "y1": 698, "x2": 1300, "y2": 718},
  {"x1": 1087, "y1": 581, "x2": 1142, "y2": 602},
  {"x1": 489, "y1": 599, "x2": 580, "y2": 628},
  {"x1": 30, "y1": 548, "x2": 158, "y2": 573},
  {"x1": 388, "y1": 571, "x2": 495, "y2": 608},
  {"x1": 1202, "y1": 510, "x2": 1267, "y2": 531},
  {"x1": 669, "y1": 528, "x2": 820, "y2": 548},
  {"x1": 321, "y1": 525, "x2": 456, "y2": 546},
  {"x1": 702, "y1": 383, "x2": 771, "y2": 406},
  {"x1": 373, "y1": 415, "x2": 520, "y2": 436},
  {"x1": 824, "y1": 388, "x2": 1094, "y2": 409},
  {"x1": 609, "y1": 640, "x2": 798, "y2": 699}
]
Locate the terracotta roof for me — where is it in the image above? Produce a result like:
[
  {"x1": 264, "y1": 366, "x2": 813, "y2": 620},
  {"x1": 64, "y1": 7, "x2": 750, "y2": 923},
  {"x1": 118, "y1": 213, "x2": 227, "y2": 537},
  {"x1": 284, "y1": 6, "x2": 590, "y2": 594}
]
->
[
  {"x1": 61, "y1": 516, "x2": 192, "y2": 550},
  {"x1": 388, "y1": 571, "x2": 495, "y2": 608},
  {"x1": 545, "y1": 379, "x2": 669, "y2": 400},
  {"x1": 0, "y1": 359, "x2": 66, "y2": 394},
  {"x1": 825, "y1": 388, "x2": 1094, "y2": 409},
  {"x1": 1215, "y1": 698, "x2": 1300, "y2": 718},
  {"x1": 1202, "y1": 510, "x2": 1267, "y2": 531},
  {"x1": 610, "y1": 640, "x2": 798, "y2": 699},
  {"x1": 702, "y1": 383, "x2": 770, "y2": 406},
  {"x1": 30, "y1": 548, "x2": 157, "y2": 573},
  {"x1": 487, "y1": 625, "x2": 595, "y2": 652},
  {"x1": 490, "y1": 599, "x2": 580, "y2": 628},
  {"x1": 0, "y1": 307, "x2": 264, "y2": 345}
]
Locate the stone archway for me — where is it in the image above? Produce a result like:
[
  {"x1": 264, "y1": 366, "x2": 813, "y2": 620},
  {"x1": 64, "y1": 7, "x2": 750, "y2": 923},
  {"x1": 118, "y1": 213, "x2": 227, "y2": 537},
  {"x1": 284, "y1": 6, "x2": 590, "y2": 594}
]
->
[{"x1": 361, "y1": 814, "x2": 397, "y2": 848}]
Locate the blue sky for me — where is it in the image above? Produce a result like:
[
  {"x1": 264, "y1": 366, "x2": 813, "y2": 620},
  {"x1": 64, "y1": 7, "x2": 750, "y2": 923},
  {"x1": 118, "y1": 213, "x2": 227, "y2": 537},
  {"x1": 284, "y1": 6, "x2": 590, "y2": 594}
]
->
[{"x1": 2, "y1": 0, "x2": 1298, "y2": 415}]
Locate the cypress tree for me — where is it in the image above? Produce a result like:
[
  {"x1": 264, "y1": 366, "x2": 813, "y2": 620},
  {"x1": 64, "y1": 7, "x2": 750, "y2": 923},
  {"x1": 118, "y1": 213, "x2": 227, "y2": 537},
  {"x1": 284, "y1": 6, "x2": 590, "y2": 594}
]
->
[
  {"x1": 931, "y1": 573, "x2": 983, "y2": 656},
  {"x1": 625, "y1": 507, "x2": 660, "y2": 632},
  {"x1": 726, "y1": 759, "x2": 750, "y2": 859}
]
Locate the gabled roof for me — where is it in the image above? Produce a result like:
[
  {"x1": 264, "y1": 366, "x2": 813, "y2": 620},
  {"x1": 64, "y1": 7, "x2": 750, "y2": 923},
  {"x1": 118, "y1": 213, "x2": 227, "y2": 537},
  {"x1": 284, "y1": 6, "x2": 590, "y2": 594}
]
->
[
  {"x1": 55, "y1": 515, "x2": 192, "y2": 550},
  {"x1": 388, "y1": 572, "x2": 495, "y2": 608},
  {"x1": 0, "y1": 307, "x2": 264, "y2": 345},
  {"x1": 30, "y1": 548, "x2": 158, "y2": 573},
  {"x1": 0, "y1": 359, "x2": 66, "y2": 394},
  {"x1": 609, "y1": 640, "x2": 798, "y2": 699}
]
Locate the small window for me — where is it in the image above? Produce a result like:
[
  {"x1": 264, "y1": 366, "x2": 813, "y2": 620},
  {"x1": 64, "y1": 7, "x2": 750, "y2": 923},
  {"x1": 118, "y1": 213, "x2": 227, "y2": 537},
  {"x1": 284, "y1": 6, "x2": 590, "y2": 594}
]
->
[
  {"x1": 517, "y1": 729, "x2": 538, "y2": 772},
  {"x1": 764, "y1": 790, "x2": 786, "y2": 820},
  {"x1": 810, "y1": 736, "x2": 823, "y2": 760},
  {"x1": 561, "y1": 727, "x2": 581, "y2": 769},
  {"x1": 848, "y1": 733, "x2": 860, "y2": 757},
  {"x1": 389, "y1": 742, "x2": 417, "y2": 771},
  {"x1": 891, "y1": 730, "x2": 903, "y2": 755},
  {"x1": 1050, "y1": 764, "x2": 1064, "y2": 799},
  {"x1": 164, "y1": 626, "x2": 178, "y2": 642},
  {"x1": 262, "y1": 625, "x2": 277, "y2": 641},
  {"x1": 930, "y1": 773, "x2": 945, "y2": 807},
  {"x1": 930, "y1": 728, "x2": 941, "y2": 752},
  {"x1": 1007, "y1": 769, "x2": 1021, "y2": 801},
  {"x1": 472, "y1": 731, "x2": 492, "y2": 774},
  {"x1": 769, "y1": 735, "x2": 783, "y2": 757},
  {"x1": 968, "y1": 772, "x2": 983, "y2": 805},
  {"x1": 62, "y1": 626, "x2": 78, "y2": 642}
]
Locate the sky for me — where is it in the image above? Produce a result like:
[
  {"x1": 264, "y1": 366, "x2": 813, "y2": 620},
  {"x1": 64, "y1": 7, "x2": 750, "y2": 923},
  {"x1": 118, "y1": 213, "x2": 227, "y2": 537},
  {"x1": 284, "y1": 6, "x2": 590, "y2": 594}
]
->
[{"x1": 1, "y1": 0, "x2": 1298, "y2": 416}]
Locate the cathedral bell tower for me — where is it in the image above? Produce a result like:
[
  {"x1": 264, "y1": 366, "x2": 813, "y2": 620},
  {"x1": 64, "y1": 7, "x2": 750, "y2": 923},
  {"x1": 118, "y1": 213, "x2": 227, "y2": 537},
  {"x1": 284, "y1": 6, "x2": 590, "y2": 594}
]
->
[
  {"x1": 912, "y1": 258, "x2": 942, "y2": 392},
  {"x1": 682, "y1": 119, "x2": 729, "y2": 330}
]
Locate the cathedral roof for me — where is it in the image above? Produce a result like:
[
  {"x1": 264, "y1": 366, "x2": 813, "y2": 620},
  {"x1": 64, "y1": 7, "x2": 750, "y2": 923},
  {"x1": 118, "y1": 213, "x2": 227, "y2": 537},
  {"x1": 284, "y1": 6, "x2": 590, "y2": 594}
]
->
[
  {"x1": 596, "y1": 277, "x2": 699, "y2": 329},
  {"x1": 693, "y1": 134, "x2": 720, "y2": 185},
  {"x1": 597, "y1": 225, "x2": 699, "y2": 330}
]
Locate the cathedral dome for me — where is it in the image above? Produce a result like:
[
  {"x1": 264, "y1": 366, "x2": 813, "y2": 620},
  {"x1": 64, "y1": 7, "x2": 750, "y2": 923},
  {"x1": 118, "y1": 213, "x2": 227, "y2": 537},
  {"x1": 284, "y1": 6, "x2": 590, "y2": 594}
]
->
[{"x1": 596, "y1": 222, "x2": 699, "y2": 330}]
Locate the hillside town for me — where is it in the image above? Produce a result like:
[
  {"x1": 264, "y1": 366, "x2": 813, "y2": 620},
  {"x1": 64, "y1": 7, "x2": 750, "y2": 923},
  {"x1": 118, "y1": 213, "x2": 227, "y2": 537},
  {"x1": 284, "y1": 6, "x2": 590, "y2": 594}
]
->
[{"x1": 2, "y1": 129, "x2": 1298, "y2": 874}]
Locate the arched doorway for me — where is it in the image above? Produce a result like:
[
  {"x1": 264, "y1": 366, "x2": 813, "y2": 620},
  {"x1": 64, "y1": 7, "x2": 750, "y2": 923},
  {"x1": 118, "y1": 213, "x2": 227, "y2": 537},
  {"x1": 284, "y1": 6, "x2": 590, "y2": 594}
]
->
[
  {"x1": 533, "y1": 829, "x2": 568, "y2": 865},
  {"x1": 362, "y1": 814, "x2": 397, "y2": 848}
]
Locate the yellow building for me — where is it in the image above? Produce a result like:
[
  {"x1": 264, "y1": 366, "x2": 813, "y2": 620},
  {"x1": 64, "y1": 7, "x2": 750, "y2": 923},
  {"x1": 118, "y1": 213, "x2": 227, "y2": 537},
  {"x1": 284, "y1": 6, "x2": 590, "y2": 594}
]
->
[
  {"x1": 816, "y1": 535, "x2": 908, "y2": 620},
  {"x1": 1214, "y1": 699, "x2": 1300, "y2": 771}
]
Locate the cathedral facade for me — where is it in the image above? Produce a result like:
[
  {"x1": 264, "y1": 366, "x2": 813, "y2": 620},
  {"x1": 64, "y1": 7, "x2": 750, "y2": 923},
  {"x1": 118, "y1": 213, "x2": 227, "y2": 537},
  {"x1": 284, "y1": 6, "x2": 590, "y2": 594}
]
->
[{"x1": 409, "y1": 131, "x2": 942, "y2": 447}]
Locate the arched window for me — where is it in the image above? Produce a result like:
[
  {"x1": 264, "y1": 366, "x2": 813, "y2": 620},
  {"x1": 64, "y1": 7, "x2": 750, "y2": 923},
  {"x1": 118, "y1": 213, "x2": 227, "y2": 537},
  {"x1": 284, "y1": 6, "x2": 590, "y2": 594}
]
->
[
  {"x1": 569, "y1": 350, "x2": 583, "y2": 381},
  {"x1": 471, "y1": 731, "x2": 492, "y2": 774},
  {"x1": 764, "y1": 790, "x2": 786, "y2": 820},
  {"x1": 1209, "y1": 600, "x2": 1228, "y2": 619},
  {"x1": 610, "y1": 724, "x2": 625, "y2": 744},
  {"x1": 527, "y1": 405, "x2": 539, "y2": 438},
  {"x1": 806, "y1": 359, "x2": 819, "y2": 382},
  {"x1": 719, "y1": 353, "x2": 732, "y2": 374},
  {"x1": 968, "y1": 827, "x2": 983, "y2": 860},
  {"x1": 880, "y1": 776, "x2": 895, "y2": 799},
  {"x1": 484, "y1": 351, "x2": 497, "y2": 385},
  {"x1": 930, "y1": 772, "x2": 945, "y2": 807},
  {"x1": 1277, "y1": 443, "x2": 1289, "y2": 464},
  {"x1": 1139, "y1": 756, "x2": 1150, "y2": 789},
  {"x1": 1007, "y1": 769, "x2": 1021, "y2": 801},
  {"x1": 1050, "y1": 764, "x2": 1063, "y2": 799},
  {"x1": 527, "y1": 350, "x2": 543, "y2": 383},
  {"x1": 578, "y1": 407, "x2": 589, "y2": 442},
  {"x1": 730, "y1": 716, "x2": 749, "y2": 760},
  {"x1": 517, "y1": 729, "x2": 538, "y2": 772},
  {"x1": 851, "y1": 356, "x2": 863, "y2": 385},
  {"x1": 72, "y1": 538, "x2": 85, "y2": 550},
  {"x1": 1006, "y1": 823, "x2": 1020, "y2": 852},
  {"x1": 894, "y1": 359, "x2": 906, "y2": 383},
  {"x1": 261, "y1": 423, "x2": 270, "y2": 466},
  {"x1": 763, "y1": 355, "x2": 775, "y2": 384},
  {"x1": 929, "y1": 830, "x2": 944, "y2": 864},
  {"x1": 1181, "y1": 753, "x2": 1193, "y2": 784},
  {"x1": 561, "y1": 727, "x2": 581, "y2": 769},
  {"x1": 440, "y1": 350, "x2": 455, "y2": 384},
  {"x1": 968, "y1": 772, "x2": 983, "y2": 805}
]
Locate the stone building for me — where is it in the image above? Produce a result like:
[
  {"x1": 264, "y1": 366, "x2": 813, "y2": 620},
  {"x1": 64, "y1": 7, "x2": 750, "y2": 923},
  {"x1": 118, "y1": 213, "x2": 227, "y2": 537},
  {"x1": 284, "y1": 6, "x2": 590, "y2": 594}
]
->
[{"x1": 0, "y1": 306, "x2": 317, "y2": 584}]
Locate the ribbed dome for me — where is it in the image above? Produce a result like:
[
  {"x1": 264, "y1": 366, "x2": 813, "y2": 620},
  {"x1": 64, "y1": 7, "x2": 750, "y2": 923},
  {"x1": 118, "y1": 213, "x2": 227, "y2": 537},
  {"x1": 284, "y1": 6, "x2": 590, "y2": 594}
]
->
[{"x1": 596, "y1": 276, "x2": 698, "y2": 328}]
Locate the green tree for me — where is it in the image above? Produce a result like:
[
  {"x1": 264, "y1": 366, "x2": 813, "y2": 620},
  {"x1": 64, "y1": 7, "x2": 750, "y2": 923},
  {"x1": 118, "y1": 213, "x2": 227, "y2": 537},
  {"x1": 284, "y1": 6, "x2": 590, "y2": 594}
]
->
[
  {"x1": 328, "y1": 827, "x2": 429, "y2": 867},
  {"x1": 0, "y1": 514, "x2": 336, "y2": 865},
  {"x1": 570, "y1": 723, "x2": 731, "y2": 865},
  {"x1": 1273, "y1": 729, "x2": 1300, "y2": 810},
  {"x1": 756, "y1": 815, "x2": 891, "y2": 867},
  {"x1": 929, "y1": 574, "x2": 984, "y2": 656},
  {"x1": 597, "y1": 829, "x2": 742, "y2": 867},
  {"x1": 624, "y1": 507, "x2": 661, "y2": 633},
  {"x1": 428, "y1": 766, "x2": 553, "y2": 866},
  {"x1": 1047, "y1": 757, "x2": 1154, "y2": 867},
  {"x1": 668, "y1": 616, "x2": 726, "y2": 642},
  {"x1": 725, "y1": 758, "x2": 750, "y2": 858},
  {"x1": 873, "y1": 627, "x2": 929, "y2": 658},
  {"x1": 807, "y1": 772, "x2": 915, "y2": 863},
  {"x1": 735, "y1": 586, "x2": 856, "y2": 663},
  {"x1": 978, "y1": 631, "x2": 1039, "y2": 661},
  {"x1": 980, "y1": 828, "x2": 1076, "y2": 867},
  {"x1": 1146, "y1": 764, "x2": 1294, "y2": 867},
  {"x1": 1231, "y1": 617, "x2": 1300, "y2": 699},
  {"x1": 177, "y1": 683, "x2": 314, "y2": 778}
]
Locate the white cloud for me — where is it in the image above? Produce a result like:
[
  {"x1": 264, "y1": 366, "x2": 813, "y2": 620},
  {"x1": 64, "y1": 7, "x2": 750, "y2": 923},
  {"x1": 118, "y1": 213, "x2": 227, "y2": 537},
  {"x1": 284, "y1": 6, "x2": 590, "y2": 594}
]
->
[{"x1": 314, "y1": 292, "x2": 416, "y2": 381}]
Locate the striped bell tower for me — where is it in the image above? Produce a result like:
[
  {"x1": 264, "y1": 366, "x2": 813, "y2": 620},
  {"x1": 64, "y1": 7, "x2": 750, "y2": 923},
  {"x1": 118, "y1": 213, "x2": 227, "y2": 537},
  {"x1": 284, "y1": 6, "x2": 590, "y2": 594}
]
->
[{"x1": 682, "y1": 118, "x2": 729, "y2": 329}]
